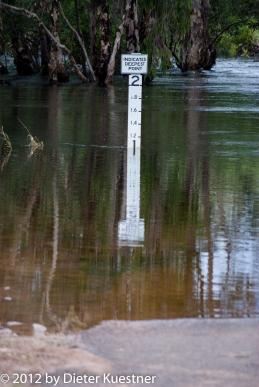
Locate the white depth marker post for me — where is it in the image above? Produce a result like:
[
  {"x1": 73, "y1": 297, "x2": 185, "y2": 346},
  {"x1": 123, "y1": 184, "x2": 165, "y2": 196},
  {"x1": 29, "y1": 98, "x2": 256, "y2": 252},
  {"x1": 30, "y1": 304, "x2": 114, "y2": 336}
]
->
[
  {"x1": 121, "y1": 53, "x2": 148, "y2": 151},
  {"x1": 127, "y1": 74, "x2": 142, "y2": 150},
  {"x1": 118, "y1": 53, "x2": 148, "y2": 245}
]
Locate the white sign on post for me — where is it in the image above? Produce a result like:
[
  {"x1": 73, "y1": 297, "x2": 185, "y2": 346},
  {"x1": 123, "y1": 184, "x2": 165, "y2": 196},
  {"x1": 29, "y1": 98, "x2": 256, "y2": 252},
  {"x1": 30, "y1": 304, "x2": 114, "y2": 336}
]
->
[
  {"x1": 121, "y1": 54, "x2": 148, "y2": 75},
  {"x1": 122, "y1": 53, "x2": 148, "y2": 150}
]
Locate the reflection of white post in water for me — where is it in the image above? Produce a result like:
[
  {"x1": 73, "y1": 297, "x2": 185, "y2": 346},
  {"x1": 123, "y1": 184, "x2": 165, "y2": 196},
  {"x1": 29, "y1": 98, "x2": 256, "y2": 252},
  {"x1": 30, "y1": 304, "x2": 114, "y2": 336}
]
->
[
  {"x1": 119, "y1": 53, "x2": 147, "y2": 245},
  {"x1": 119, "y1": 147, "x2": 144, "y2": 245}
]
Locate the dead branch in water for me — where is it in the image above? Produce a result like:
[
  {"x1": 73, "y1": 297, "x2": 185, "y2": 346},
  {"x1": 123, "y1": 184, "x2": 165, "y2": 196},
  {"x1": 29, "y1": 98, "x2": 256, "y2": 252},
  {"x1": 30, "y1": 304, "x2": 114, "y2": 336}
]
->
[
  {"x1": 18, "y1": 118, "x2": 44, "y2": 154},
  {"x1": 0, "y1": 125, "x2": 12, "y2": 150},
  {"x1": 0, "y1": 125, "x2": 12, "y2": 170}
]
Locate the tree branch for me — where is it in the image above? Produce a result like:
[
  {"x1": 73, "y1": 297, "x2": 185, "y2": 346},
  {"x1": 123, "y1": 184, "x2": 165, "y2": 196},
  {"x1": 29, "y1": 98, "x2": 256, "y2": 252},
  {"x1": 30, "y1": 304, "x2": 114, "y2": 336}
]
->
[
  {"x1": 0, "y1": 1, "x2": 87, "y2": 82},
  {"x1": 212, "y1": 19, "x2": 250, "y2": 44},
  {"x1": 59, "y1": 2, "x2": 96, "y2": 82}
]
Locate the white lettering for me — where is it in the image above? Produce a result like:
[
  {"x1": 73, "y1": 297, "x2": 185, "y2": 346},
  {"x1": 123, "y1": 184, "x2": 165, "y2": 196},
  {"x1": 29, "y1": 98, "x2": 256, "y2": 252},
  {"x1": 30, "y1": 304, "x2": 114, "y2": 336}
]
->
[
  {"x1": 102, "y1": 373, "x2": 157, "y2": 384},
  {"x1": 45, "y1": 374, "x2": 60, "y2": 386},
  {"x1": 103, "y1": 373, "x2": 112, "y2": 383},
  {"x1": 121, "y1": 54, "x2": 148, "y2": 74},
  {"x1": 64, "y1": 373, "x2": 72, "y2": 384},
  {"x1": 63, "y1": 374, "x2": 100, "y2": 384}
]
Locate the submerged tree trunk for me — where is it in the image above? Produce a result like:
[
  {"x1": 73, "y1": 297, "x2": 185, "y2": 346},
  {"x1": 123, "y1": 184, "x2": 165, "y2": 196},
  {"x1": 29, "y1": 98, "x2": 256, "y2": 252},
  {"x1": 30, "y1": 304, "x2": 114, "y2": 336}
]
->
[
  {"x1": 11, "y1": 34, "x2": 35, "y2": 75},
  {"x1": 92, "y1": 0, "x2": 111, "y2": 85},
  {"x1": 179, "y1": 0, "x2": 216, "y2": 71},
  {"x1": 48, "y1": 0, "x2": 69, "y2": 83}
]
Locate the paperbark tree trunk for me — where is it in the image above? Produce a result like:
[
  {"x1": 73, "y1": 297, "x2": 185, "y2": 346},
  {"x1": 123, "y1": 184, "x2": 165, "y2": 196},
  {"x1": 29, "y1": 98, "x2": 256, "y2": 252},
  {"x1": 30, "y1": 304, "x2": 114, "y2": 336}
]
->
[
  {"x1": 124, "y1": 0, "x2": 140, "y2": 53},
  {"x1": 139, "y1": 9, "x2": 153, "y2": 46},
  {"x1": 105, "y1": 0, "x2": 142, "y2": 84},
  {"x1": 48, "y1": 0, "x2": 69, "y2": 83},
  {"x1": 92, "y1": 0, "x2": 111, "y2": 85},
  {"x1": 105, "y1": 22, "x2": 123, "y2": 84},
  {"x1": 179, "y1": 0, "x2": 216, "y2": 71}
]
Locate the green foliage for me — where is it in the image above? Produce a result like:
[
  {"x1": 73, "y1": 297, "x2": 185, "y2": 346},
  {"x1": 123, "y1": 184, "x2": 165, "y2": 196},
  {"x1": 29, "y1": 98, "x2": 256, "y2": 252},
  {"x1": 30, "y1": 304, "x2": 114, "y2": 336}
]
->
[
  {"x1": 217, "y1": 33, "x2": 238, "y2": 57},
  {"x1": 217, "y1": 25, "x2": 259, "y2": 57},
  {"x1": 235, "y1": 25, "x2": 253, "y2": 50},
  {"x1": 210, "y1": 0, "x2": 259, "y2": 57},
  {"x1": 252, "y1": 29, "x2": 259, "y2": 46}
]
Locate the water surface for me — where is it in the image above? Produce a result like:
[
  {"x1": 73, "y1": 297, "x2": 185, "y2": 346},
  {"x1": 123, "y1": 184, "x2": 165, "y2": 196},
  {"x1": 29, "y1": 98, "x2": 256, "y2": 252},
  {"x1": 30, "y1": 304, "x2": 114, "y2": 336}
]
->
[{"x1": 0, "y1": 58, "x2": 259, "y2": 334}]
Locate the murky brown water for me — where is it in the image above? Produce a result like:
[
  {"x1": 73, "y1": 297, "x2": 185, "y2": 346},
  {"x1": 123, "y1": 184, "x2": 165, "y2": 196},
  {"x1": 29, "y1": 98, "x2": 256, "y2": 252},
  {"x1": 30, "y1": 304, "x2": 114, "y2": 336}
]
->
[{"x1": 1, "y1": 59, "x2": 259, "y2": 334}]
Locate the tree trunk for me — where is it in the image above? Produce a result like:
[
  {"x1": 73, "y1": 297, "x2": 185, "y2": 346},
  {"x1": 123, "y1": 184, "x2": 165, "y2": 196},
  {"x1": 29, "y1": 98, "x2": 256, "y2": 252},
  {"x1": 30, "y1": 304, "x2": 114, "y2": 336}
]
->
[
  {"x1": 179, "y1": 0, "x2": 216, "y2": 71},
  {"x1": 40, "y1": 26, "x2": 50, "y2": 75},
  {"x1": 105, "y1": 0, "x2": 142, "y2": 84},
  {"x1": 11, "y1": 34, "x2": 35, "y2": 76},
  {"x1": 38, "y1": 0, "x2": 69, "y2": 82},
  {"x1": 74, "y1": 0, "x2": 82, "y2": 37},
  {"x1": 74, "y1": 0, "x2": 85, "y2": 74},
  {"x1": 105, "y1": 22, "x2": 123, "y2": 84},
  {"x1": 124, "y1": 0, "x2": 140, "y2": 53},
  {"x1": 92, "y1": 0, "x2": 111, "y2": 85},
  {"x1": 0, "y1": 1, "x2": 8, "y2": 74},
  {"x1": 48, "y1": 0, "x2": 69, "y2": 83},
  {"x1": 0, "y1": 0, "x2": 4, "y2": 54},
  {"x1": 139, "y1": 9, "x2": 154, "y2": 46}
]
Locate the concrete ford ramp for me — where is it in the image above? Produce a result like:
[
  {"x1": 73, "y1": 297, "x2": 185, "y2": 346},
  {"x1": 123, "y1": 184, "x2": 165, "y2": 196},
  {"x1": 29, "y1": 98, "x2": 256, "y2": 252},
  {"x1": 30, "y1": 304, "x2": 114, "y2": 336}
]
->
[
  {"x1": 1, "y1": 319, "x2": 259, "y2": 387},
  {"x1": 79, "y1": 319, "x2": 259, "y2": 387}
]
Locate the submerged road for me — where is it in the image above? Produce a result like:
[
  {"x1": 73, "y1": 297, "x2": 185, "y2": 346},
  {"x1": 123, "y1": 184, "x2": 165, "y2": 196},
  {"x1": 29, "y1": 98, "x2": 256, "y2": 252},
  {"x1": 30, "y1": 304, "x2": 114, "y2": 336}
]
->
[{"x1": 78, "y1": 319, "x2": 259, "y2": 387}]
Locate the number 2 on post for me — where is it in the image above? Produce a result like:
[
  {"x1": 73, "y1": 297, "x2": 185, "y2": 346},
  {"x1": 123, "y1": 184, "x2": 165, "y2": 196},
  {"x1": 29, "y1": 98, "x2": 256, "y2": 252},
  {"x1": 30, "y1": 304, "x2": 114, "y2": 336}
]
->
[{"x1": 130, "y1": 75, "x2": 141, "y2": 86}]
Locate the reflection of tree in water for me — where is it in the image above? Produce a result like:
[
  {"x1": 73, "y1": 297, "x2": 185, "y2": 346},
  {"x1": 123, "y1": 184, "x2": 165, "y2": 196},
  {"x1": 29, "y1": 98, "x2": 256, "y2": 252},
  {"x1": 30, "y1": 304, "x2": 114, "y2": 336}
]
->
[
  {"x1": 139, "y1": 78, "x2": 208, "y2": 316},
  {"x1": 183, "y1": 78, "x2": 216, "y2": 316},
  {"x1": 139, "y1": 77, "x2": 259, "y2": 318},
  {"x1": 41, "y1": 86, "x2": 125, "y2": 330}
]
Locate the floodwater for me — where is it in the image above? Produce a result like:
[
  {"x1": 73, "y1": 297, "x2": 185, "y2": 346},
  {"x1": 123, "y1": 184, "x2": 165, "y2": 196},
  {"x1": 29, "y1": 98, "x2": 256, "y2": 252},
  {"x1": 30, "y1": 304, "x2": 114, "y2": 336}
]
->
[{"x1": 0, "y1": 58, "x2": 259, "y2": 334}]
